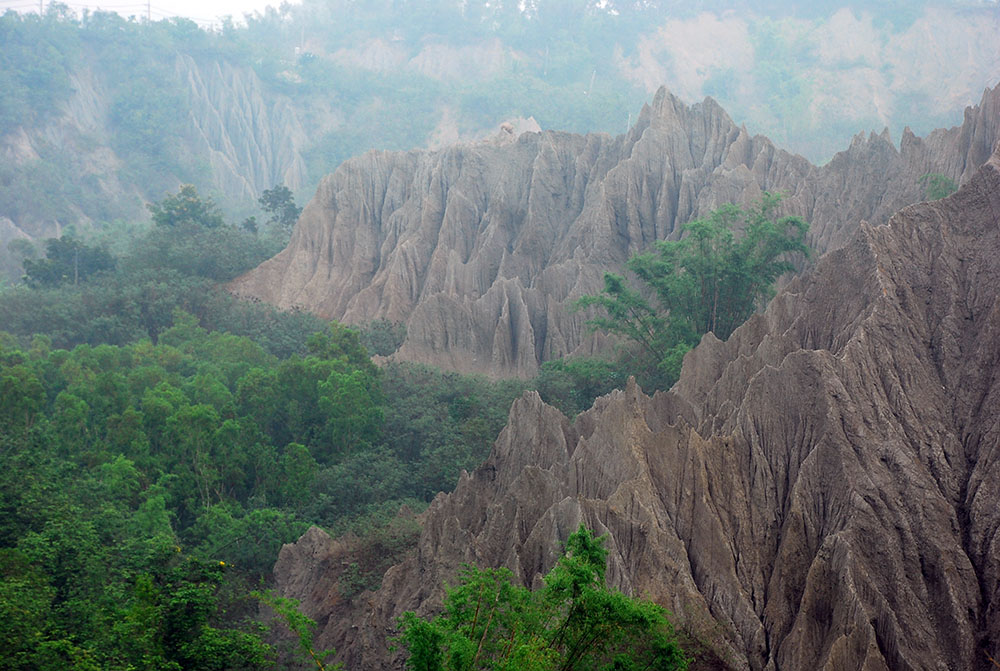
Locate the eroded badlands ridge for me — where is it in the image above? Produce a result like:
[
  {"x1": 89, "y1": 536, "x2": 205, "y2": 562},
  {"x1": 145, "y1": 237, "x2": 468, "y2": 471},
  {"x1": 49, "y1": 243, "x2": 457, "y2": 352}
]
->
[
  {"x1": 232, "y1": 84, "x2": 1000, "y2": 377},
  {"x1": 275, "y1": 145, "x2": 1000, "y2": 670}
]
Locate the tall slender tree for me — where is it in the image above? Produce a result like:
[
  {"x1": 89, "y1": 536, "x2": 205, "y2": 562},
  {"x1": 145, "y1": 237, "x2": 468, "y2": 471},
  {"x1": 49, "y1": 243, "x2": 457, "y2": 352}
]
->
[{"x1": 576, "y1": 193, "x2": 809, "y2": 388}]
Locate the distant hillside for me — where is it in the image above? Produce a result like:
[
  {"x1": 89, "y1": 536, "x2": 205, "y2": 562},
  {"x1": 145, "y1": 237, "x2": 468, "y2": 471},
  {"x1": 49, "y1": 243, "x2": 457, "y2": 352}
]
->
[{"x1": 2, "y1": 0, "x2": 998, "y2": 280}]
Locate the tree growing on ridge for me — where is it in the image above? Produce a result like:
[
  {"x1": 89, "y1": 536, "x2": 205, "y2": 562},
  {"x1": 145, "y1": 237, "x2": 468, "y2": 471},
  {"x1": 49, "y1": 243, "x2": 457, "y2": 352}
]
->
[
  {"x1": 576, "y1": 193, "x2": 809, "y2": 389},
  {"x1": 919, "y1": 173, "x2": 957, "y2": 201},
  {"x1": 395, "y1": 525, "x2": 688, "y2": 671}
]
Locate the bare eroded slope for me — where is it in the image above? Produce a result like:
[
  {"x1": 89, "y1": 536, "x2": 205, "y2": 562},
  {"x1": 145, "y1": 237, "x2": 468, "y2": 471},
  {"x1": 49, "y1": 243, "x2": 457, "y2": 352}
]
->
[
  {"x1": 275, "y1": 142, "x2": 1000, "y2": 670},
  {"x1": 232, "y1": 84, "x2": 999, "y2": 378}
]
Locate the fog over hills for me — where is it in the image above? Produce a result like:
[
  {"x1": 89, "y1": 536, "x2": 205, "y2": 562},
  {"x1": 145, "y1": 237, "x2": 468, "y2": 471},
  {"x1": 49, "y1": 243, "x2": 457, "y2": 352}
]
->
[
  {"x1": 2, "y1": 0, "x2": 998, "y2": 281},
  {"x1": 3, "y1": 3, "x2": 1000, "y2": 671}
]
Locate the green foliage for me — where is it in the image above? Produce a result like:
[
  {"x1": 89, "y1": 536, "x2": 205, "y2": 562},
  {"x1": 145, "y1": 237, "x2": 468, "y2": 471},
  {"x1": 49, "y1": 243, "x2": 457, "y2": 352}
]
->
[
  {"x1": 534, "y1": 356, "x2": 628, "y2": 418},
  {"x1": 0, "y1": 203, "x2": 381, "y2": 671},
  {"x1": 0, "y1": 304, "x2": 393, "y2": 668},
  {"x1": 126, "y1": 224, "x2": 281, "y2": 282},
  {"x1": 21, "y1": 235, "x2": 115, "y2": 287},
  {"x1": 0, "y1": 196, "x2": 304, "y2": 351},
  {"x1": 6, "y1": 238, "x2": 38, "y2": 263},
  {"x1": 148, "y1": 185, "x2": 225, "y2": 229},
  {"x1": 0, "y1": 257, "x2": 524, "y2": 560},
  {"x1": 256, "y1": 590, "x2": 340, "y2": 670},
  {"x1": 258, "y1": 185, "x2": 302, "y2": 231},
  {"x1": 307, "y1": 322, "x2": 377, "y2": 372},
  {"x1": 0, "y1": 549, "x2": 54, "y2": 668},
  {"x1": 0, "y1": 429, "x2": 276, "y2": 670},
  {"x1": 224, "y1": 324, "x2": 384, "y2": 466},
  {"x1": 0, "y1": 295, "x2": 532, "y2": 668},
  {"x1": 577, "y1": 193, "x2": 809, "y2": 391},
  {"x1": 0, "y1": 309, "x2": 368, "y2": 559},
  {"x1": 113, "y1": 557, "x2": 272, "y2": 671},
  {"x1": 109, "y1": 78, "x2": 187, "y2": 174},
  {"x1": 374, "y1": 362, "x2": 527, "y2": 501},
  {"x1": 359, "y1": 318, "x2": 408, "y2": 357},
  {"x1": 396, "y1": 525, "x2": 688, "y2": 671},
  {"x1": 0, "y1": 8, "x2": 78, "y2": 134},
  {"x1": 919, "y1": 173, "x2": 958, "y2": 201},
  {"x1": 0, "y1": 269, "x2": 318, "y2": 353},
  {"x1": 334, "y1": 511, "x2": 422, "y2": 598}
]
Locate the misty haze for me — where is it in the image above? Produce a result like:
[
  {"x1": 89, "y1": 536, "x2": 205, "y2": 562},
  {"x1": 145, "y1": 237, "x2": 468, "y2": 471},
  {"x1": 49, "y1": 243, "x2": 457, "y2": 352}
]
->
[{"x1": 1, "y1": 1, "x2": 999, "y2": 670}]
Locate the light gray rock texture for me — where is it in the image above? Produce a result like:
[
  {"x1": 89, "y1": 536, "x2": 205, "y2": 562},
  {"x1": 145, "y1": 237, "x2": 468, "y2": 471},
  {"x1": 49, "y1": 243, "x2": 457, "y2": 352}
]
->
[
  {"x1": 0, "y1": 55, "x2": 311, "y2": 279},
  {"x1": 273, "y1": 142, "x2": 1000, "y2": 671},
  {"x1": 232, "y1": 83, "x2": 1000, "y2": 378}
]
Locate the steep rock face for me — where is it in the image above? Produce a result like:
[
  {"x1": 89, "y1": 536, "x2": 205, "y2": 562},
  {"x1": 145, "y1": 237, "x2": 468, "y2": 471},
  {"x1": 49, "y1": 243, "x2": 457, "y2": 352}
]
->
[
  {"x1": 0, "y1": 65, "x2": 138, "y2": 278},
  {"x1": 275, "y1": 146, "x2": 1000, "y2": 670},
  {"x1": 0, "y1": 55, "x2": 310, "y2": 279},
  {"x1": 232, "y1": 84, "x2": 1000, "y2": 378},
  {"x1": 175, "y1": 54, "x2": 309, "y2": 200}
]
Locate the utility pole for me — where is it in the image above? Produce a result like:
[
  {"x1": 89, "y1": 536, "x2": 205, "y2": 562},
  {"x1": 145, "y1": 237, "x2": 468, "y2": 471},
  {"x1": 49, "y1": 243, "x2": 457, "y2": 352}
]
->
[{"x1": 147, "y1": 0, "x2": 151, "y2": 22}]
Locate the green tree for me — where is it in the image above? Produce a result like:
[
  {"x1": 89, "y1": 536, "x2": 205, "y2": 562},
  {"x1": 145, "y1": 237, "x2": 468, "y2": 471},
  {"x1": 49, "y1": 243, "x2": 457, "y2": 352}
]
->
[
  {"x1": 22, "y1": 236, "x2": 116, "y2": 288},
  {"x1": 919, "y1": 173, "x2": 957, "y2": 201},
  {"x1": 0, "y1": 9, "x2": 78, "y2": 134},
  {"x1": 306, "y1": 322, "x2": 377, "y2": 374},
  {"x1": 148, "y1": 185, "x2": 225, "y2": 229},
  {"x1": 258, "y1": 185, "x2": 302, "y2": 231},
  {"x1": 359, "y1": 318, "x2": 408, "y2": 357},
  {"x1": 7, "y1": 238, "x2": 39, "y2": 263},
  {"x1": 534, "y1": 357, "x2": 627, "y2": 418},
  {"x1": 0, "y1": 550, "x2": 55, "y2": 669},
  {"x1": 319, "y1": 368, "x2": 384, "y2": 452},
  {"x1": 396, "y1": 525, "x2": 688, "y2": 671},
  {"x1": 577, "y1": 193, "x2": 809, "y2": 390},
  {"x1": 112, "y1": 557, "x2": 272, "y2": 671},
  {"x1": 375, "y1": 362, "x2": 526, "y2": 499},
  {"x1": 0, "y1": 362, "x2": 45, "y2": 434}
]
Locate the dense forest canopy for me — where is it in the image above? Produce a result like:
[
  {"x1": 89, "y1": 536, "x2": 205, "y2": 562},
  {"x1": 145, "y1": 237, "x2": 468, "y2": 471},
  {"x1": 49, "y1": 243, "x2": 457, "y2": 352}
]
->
[
  {"x1": 576, "y1": 194, "x2": 810, "y2": 392},
  {"x1": 396, "y1": 525, "x2": 689, "y2": 670},
  {"x1": 0, "y1": 175, "x2": 809, "y2": 667},
  {"x1": 0, "y1": 188, "x2": 533, "y2": 668}
]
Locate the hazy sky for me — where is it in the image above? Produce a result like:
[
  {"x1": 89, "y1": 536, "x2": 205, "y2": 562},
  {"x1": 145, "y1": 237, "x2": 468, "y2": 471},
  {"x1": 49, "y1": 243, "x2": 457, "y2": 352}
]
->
[{"x1": 0, "y1": 0, "x2": 298, "y2": 26}]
